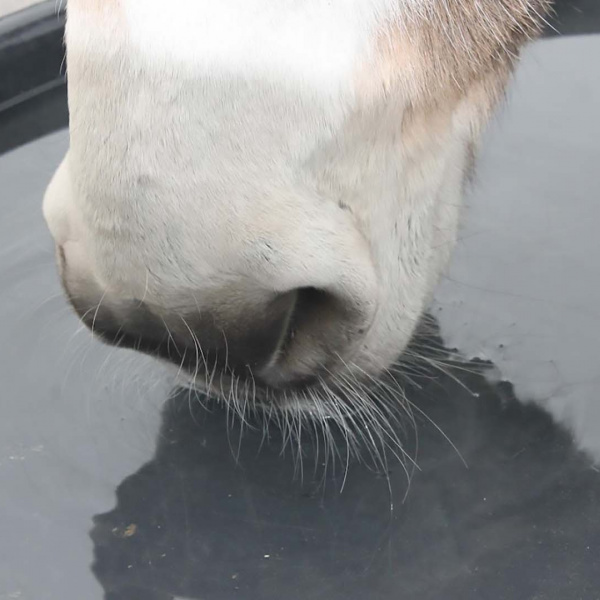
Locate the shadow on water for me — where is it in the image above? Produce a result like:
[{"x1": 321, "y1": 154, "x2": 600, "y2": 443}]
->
[{"x1": 89, "y1": 317, "x2": 600, "y2": 600}]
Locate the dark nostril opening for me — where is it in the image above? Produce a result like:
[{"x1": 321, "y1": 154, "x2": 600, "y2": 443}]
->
[
  {"x1": 280, "y1": 287, "x2": 335, "y2": 352},
  {"x1": 259, "y1": 286, "x2": 353, "y2": 389}
]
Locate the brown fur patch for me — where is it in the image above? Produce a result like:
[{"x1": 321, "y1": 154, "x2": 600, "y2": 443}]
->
[
  {"x1": 355, "y1": 1, "x2": 551, "y2": 192},
  {"x1": 401, "y1": 0, "x2": 551, "y2": 100},
  {"x1": 358, "y1": 0, "x2": 551, "y2": 109}
]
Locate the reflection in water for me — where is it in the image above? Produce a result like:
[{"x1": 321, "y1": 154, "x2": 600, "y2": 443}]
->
[
  {"x1": 434, "y1": 35, "x2": 600, "y2": 461},
  {"x1": 90, "y1": 320, "x2": 600, "y2": 600}
]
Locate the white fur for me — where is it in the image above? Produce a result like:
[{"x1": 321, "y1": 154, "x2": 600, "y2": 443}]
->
[
  {"x1": 44, "y1": 0, "x2": 477, "y2": 388},
  {"x1": 124, "y1": 0, "x2": 397, "y2": 94}
]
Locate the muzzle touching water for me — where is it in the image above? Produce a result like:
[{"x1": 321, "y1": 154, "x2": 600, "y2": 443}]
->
[{"x1": 44, "y1": 0, "x2": 552, "y2": 420}]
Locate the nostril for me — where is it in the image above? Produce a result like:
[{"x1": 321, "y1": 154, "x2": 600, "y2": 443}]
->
[
  {"x1": 280, "y1": 287, "x2": 336, "y2": 350},
  {"x1": 261, "y1": 286, "x2": 367, "y2": 389}
]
